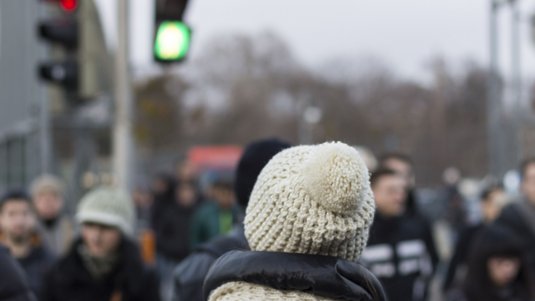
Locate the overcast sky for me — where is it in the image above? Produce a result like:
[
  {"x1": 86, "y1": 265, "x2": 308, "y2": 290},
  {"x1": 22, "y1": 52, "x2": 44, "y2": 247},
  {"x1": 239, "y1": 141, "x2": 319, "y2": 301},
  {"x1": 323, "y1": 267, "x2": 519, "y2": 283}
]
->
[{"x1": 96, "y1": 0, "x2": 535, "y2": 81}]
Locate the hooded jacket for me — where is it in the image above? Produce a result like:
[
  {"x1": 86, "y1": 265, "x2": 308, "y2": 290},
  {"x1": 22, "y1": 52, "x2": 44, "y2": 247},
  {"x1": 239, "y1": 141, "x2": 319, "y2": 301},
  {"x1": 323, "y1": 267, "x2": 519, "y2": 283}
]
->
[
  {"x1": 203, "y1": 250, "x2": 387, "y2": 301},
  {"x1": 42, "y1": 237, "x2": 159, "y2": 301}
]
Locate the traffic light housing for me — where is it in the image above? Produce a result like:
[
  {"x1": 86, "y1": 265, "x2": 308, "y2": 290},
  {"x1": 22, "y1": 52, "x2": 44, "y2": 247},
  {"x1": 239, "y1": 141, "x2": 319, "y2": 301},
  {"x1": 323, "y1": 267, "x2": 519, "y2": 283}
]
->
[
  {"x1": 153, "y1": 0, "x2": 192, "y2": 63},
  {"x1": 37, "y1": 0, "x2": 79, "y2": 94}
]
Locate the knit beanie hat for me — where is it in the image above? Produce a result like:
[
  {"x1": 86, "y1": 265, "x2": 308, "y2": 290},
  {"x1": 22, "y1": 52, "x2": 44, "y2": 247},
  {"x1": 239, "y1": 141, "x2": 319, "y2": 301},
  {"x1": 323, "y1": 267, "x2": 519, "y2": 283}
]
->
[
  {"x1": 234, "y1": 138, "x2": 291, "y2": 208},
  {"x1": 245, "y1": 141, "x2": 376, "y2": 261},
  {"x1": 76, "y1": 187, "x2": 135, "y2": 236}
]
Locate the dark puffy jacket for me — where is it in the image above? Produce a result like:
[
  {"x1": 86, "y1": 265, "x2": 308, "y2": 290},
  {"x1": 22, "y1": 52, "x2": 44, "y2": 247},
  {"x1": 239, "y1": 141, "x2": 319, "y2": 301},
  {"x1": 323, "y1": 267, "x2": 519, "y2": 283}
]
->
[
  {"x1": 204, "y1": 250, "x2": 386, "y2": 301},
  {"x1": 0, "y1": 246, "x2": 36, "y2": 301},
  {"x1": 173, "y1": 225, "x2": 248, "y2": 301},
  {"x1": 361, "y1": 212, "x2": 439, "y2": 301},
  {"x1": 42, "y1": 238, "x2": 160, "y2": 301}
]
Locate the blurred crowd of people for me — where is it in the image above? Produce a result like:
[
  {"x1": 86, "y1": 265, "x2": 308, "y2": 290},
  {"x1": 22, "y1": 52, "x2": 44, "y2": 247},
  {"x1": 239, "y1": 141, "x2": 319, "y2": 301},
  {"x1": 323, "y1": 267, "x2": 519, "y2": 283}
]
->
[{"x1": 0, "y1": 138, "x2": 534, "y2": 301}]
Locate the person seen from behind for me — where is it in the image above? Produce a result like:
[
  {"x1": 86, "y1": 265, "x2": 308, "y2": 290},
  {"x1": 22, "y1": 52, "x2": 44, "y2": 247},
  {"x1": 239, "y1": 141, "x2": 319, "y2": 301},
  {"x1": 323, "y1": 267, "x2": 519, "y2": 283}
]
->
[{"x1": 204, "y1": 142, "x2": 386, "y2": 301}]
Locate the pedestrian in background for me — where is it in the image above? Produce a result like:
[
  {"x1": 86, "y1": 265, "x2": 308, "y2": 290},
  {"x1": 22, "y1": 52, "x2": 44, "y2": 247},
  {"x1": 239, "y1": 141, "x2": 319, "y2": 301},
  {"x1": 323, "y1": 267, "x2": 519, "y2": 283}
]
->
[
  {"x1": 0, "y1": 244, "x2": 36, "y2": 301},
  {"x1": 0, "y1": 190, "x2": 55, "y2": 298},
  {"x1": 362, "y1": 168, "x2": 438, "y2": 301},
  {"x1": 30, "y1": 175, "x2": 74, "y2": 256},
  {"x1": 446, "y1": 224, "x2": 533, "y2": 301},
  {"x1": 173, "y1": 138, "x2": 290, "y2": 301},
  {"x1": 443, "y1": 184, "x2": 510, "y2": 292},
  {"x1": 42, "y1": 187, "x2": 159, "y2": 301},
  {"x1": 204, "y1": 142, "x2": 386, "y2": 301},
  {"x1": 189, "y1": 175, "x2": 240, "y2": 249},
  {"x1": 496, "y1": 157, "x2": 535, "y2": 281}
]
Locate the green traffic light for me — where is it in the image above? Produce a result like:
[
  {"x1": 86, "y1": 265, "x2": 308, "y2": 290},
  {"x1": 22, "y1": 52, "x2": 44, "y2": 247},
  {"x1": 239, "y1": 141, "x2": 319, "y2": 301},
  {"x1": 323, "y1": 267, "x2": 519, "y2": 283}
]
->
[{"x1": 154, "y1": 21, "x2": 191, "y2": 62}]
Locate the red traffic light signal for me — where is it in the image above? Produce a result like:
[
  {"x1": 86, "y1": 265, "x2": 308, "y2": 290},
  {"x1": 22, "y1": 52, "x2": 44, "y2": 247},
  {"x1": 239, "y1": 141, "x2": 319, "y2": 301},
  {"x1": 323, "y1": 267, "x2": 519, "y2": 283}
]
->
[{"x1": 59, "y1": 0, "x2": 77, "y2": 12}]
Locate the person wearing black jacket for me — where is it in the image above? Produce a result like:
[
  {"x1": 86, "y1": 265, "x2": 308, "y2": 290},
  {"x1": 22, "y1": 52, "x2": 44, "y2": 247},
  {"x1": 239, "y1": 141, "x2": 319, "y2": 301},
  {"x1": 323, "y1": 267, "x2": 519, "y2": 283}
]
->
[
  {"x1": 0, "y1": 245, "x2": 36, "y2": 301},
  {"x1": 361, "y1": 169, "x2": 438, "y2": 301},
  {"x1": 172, "y1": 138, "x2": 290, "y2": 301},
  {"x1": 204, "y1": 142, "x2": 385, "y2": 300},
  {"x1": 443, "y1": 184, "x2": 509, "y2": 292},
  {"x1": 496, "y1": 158, "x2": 535, "y2": 280},
  {"x1": 446, "y1": 224, "x2": 534, "y2": 301},
  {"x1": 0, "y1": 190, "x2": 55, "y2": 298},
  {"x1": 42, "y1": 187, "x2": 159, "y2": 301}
]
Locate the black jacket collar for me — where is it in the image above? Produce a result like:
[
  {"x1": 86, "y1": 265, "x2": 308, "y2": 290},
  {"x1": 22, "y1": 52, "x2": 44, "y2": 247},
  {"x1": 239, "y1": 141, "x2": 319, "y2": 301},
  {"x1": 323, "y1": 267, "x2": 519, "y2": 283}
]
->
[{"x1": 203, "y1": 250, "x2": 387, "y2": 301}]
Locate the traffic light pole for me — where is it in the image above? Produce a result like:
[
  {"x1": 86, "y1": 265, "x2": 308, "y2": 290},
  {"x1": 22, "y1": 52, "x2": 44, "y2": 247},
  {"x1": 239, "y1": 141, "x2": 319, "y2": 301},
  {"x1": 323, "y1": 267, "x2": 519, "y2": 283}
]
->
[{"x1": 113, "y1": 0, "x2": 133, "y2": 192}]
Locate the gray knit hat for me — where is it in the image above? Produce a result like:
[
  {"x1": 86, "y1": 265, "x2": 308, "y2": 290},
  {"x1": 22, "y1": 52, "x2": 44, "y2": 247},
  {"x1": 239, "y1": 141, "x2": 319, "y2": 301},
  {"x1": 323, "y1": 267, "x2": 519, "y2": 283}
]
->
[
  {"x1": 76, "y1": 187, "x2": 135, "y2": 236},
  {"x1": 245, "y1": 141, "x2": 376, "y2": 261}
]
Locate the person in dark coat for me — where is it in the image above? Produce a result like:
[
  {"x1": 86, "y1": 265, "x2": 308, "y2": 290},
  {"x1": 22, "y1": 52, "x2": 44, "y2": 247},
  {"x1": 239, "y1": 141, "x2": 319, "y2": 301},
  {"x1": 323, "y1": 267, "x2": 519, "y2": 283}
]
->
[
  {"x1": 0, "y1": 190, "x2": 55, "y2": 298},
  {"x1": 443, "y1": 184, "x2": 510, "y2": 292},
  {"x1": 496, "y1": 157, "x2": 535, "y2": 280},
  {"x1": 42, "y1": 187, "x2": 160, "y2": 301},
  {"x1": 361, "y1": 169, "x2": 439, "y2": 301},
  {"x1": 204, "y1": 142, "x2": 386, "y2": 301},
  {"x1": 0, "y1": 245, "x2": 36, "y2": 301},
  {"x1": 446, "y1": 224, "x2": 534, "y2": 301},
  {"x1": 152, "y1": 179, "x2": 199, "y2": 300},
  {"x1": 172, "y1": 138, "x2": 290, "y2": 301}
]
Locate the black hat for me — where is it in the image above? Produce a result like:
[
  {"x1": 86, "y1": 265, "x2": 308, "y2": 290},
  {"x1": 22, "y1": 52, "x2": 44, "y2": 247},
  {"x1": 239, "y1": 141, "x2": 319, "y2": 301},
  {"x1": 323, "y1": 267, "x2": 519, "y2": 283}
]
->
[{"x1": 234, "y1": 138, "x2": 291, "y2": 208}]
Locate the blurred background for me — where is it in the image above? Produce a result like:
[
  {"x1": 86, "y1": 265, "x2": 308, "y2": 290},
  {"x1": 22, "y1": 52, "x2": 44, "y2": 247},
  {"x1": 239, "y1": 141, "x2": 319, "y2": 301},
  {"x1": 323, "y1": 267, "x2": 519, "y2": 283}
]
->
[{"x1": 1, "y1": 0, "x2": 535, "y2": 203}]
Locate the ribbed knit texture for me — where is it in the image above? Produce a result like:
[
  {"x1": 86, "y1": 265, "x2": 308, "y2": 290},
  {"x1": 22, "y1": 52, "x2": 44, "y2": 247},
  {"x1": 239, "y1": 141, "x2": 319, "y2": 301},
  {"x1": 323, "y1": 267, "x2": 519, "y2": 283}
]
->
[
  {"x1": 245, "y1": 142, "x2": 375, "y2": 261},
  {"x1": 76, "y1": 187, "x2": 135, "y2": 235},
  {"x1": 208, "y1": 142, "x2": 376, "y2": 301}
]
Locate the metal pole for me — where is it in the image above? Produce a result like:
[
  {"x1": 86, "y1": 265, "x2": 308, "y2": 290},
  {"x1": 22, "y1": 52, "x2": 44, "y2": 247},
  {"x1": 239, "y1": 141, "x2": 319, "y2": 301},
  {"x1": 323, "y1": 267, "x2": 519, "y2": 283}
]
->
[
  {"x1": 510, "y1": 0, "x2": 522, "y2": 162},
  {"x1": 487, "y1": 0, "x2": 500, "y2": 177},
  {"x1": 113, "y1": 0, "x2": 133, "y2": 191}
]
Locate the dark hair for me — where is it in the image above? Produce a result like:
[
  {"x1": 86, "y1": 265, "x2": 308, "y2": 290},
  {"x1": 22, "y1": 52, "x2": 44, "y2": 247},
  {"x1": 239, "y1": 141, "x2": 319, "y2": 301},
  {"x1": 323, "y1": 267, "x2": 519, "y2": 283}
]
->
[
  {"x1": 370, "y1": 168, "x2": 399, "y2": 188},
  {"x1": 0, "y1": 190, "x2": 32, "y2": 212},
  {"x1": 378, "y1": 152, "x2": 413, "y2": 167},
  {"x1": 464, "y1": 224, "x2": 532, "y2": 301},
  {"x1": 519, "y1": 157, "x2": 535, "y2": 180},
  {"x1": 480, "y1": 184, "x2": 503, "y2": 203}
]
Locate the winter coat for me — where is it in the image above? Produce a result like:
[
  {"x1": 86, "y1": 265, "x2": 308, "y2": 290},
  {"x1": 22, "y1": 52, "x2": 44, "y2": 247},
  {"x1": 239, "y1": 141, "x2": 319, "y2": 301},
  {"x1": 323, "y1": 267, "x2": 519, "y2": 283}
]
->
[
  {"x1": 36, "y1": 216, "x2": 74, "y2": 256},
  {"x1": 496, "y1": 200, "x2": 535, "y2": 277},
  {"x1": 42, "y1": 237, "x2": 160, "y2": 301},
  {"x1": 460, "y1": 224, "x2": 533, "y2": 301},
  {"x1": 0, "y1": 246, "x2": 36, "y2": 301},
  {"x1": 189, "y1": 201, "x2": 242, "y2": 249},
  {"x1": 172, "y1": 224, "x2": 248, "y2": 301},
  {"x1": 442, "y1": 223, "x2": 484, "y2": 292},
  {"x1": 16, "y1": 244, "x2": 56, "y2": 298},
  {"x1": 361, "y1": 212, "x2": 439, "y2": 301},
  {"x1": 152, "y1": 200, "x2": 197, "y2": 261},
  {"x1": 203, "y1": 250, "x2": 387, "y2": 301}
]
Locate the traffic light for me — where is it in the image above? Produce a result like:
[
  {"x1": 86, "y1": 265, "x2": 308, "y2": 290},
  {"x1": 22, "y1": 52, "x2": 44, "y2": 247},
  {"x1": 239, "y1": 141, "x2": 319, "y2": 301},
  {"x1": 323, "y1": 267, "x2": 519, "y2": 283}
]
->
[
  {"x1": 153, "y1": 0, "x2": 192, "y2": 63},
  {"x1": 37, "y1": 0, "x2": 111, "y2": 105},
  {"x1": 154, "y1": 20, "x2": 191, "y2": 62},
  {"x1": 37, "y1": 0, "x2": 79, "y2": 94}
]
